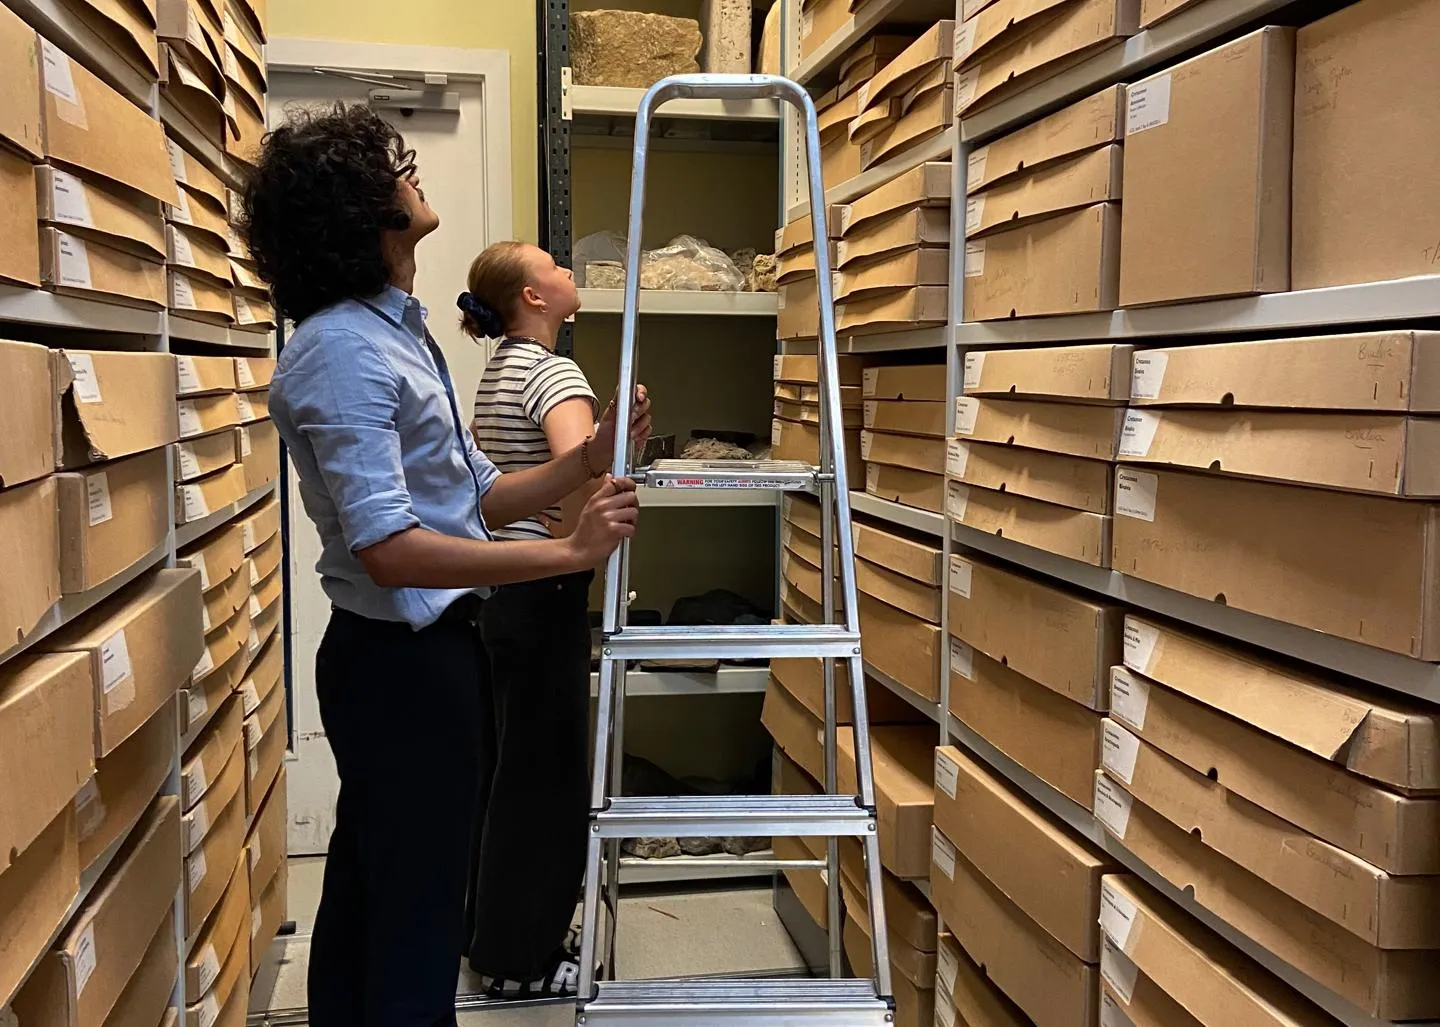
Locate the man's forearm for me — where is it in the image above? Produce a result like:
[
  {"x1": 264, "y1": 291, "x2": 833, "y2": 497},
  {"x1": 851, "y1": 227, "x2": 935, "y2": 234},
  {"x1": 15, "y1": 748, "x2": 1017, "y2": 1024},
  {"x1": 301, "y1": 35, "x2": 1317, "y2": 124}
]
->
[
  {"x1": 481, "y1": 441, "x2": 591, "y2": 528},
  {"x1": 360, "y1": 526, "x2": 589, "y2": 589}
]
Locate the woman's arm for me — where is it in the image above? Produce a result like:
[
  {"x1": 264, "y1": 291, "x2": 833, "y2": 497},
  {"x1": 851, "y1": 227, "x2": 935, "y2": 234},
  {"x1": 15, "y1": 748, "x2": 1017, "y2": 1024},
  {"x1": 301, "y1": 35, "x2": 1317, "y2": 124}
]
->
[{"x1": 538, "y1": 396, "x2": 606, "y2": 538}]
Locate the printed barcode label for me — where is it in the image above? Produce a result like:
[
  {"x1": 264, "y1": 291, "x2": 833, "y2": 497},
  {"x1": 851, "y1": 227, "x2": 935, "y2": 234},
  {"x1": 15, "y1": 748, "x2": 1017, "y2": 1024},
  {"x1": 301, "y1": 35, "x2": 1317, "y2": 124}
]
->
[{"x1": 85, "y1": 472, "x2": 112, "y2": 526}]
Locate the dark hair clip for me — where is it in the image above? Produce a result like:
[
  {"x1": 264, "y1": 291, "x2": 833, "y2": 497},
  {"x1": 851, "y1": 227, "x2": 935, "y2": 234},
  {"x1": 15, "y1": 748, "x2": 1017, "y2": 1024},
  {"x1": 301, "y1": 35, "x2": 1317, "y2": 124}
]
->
[{"x1": 457, "y1": 292, "x2": 505, "y2": 338}]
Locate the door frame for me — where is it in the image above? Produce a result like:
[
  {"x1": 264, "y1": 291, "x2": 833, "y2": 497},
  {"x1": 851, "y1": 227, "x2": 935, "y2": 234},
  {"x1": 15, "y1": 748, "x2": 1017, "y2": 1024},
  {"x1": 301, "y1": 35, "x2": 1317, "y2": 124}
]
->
[{"x1": 266, "y1": 38, "x2": 514, "y2": 856}]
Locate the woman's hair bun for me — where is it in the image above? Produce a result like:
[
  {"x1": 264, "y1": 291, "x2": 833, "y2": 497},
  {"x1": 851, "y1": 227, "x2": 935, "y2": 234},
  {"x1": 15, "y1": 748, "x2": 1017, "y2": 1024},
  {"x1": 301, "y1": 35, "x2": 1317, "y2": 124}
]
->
[{"x1": 457, "y1": 291, "x2": 505, "y2": 338}]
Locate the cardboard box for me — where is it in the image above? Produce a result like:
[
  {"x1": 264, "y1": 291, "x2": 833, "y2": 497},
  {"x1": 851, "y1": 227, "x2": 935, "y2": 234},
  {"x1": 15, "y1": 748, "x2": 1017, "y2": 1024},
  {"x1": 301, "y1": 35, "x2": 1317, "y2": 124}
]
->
[
  {"x1": 233, "y1": 292, "x2": 276, "y2": 331},
  {"x1": 170, "y1": 270, "x2": 235, "y2": 323},
  {"x1": 1104, "y1": 665, "x2": 1440, "y2": 874},
  {"x1": 838, "y1": 162, "x2": 950, "y2": 238},
  {"x1": 0, "y1": 340, "x2": 56, "y2": 489},
  {"x1": 0, "y1": 478, "x2": 62, "y2": 647},
  {"x1": 176, "y1": 521, "x2": 245, "y2": 591},
  {"x1": 857, "y1": 556, "x2": 940, "y2": 623},
  {"x1": 234, "y1": 356, "x2": 275, "y2": 392},
  {"x1": 177, "y1": 393, "x2": 242, "y2": 439},
  {"x1": 40, "y1": 40, "x2": 177, "y2": 206},
  {"x1": 862, "y1": 364, "x2": 946, "y2": 403},
  {"x1": 245, "y1": 682, "x2": 286, "y2": 815},
  {"x1": 247, "y1": 531, "x2": 282, "y2": 585},
  {"x1": 1292, "y1": 0, "x2": 1440, "y2": 291},
  {"x1": 950, "y1": 644, "x2": 1103, "y2": 809},
  {"x1": 36, "y1": 164, "x2": 167, "y2": 262},
  {"x1": 1118, "y1": 407, "x2": 1440, "y2": 496},
  {"x1": 1122, "y1": 614, "x2": 1440, "y2": 793},
  {"x1": 157, "y1": 0, "x2": 224, "y2": 93},
  {"x1": 772, "y1": 418, "x2": 864, "y2": 488},
  {"x1": 948, "y1": 481, "x2": 1111, "y2": 567},
  {"x1": 955, "y1": 395, "x2": 1123, "y2": 460},
  {"x1": 0, "y1": 149, "x2": 41, "y2": 286},
  {"x1": 240, "y1": 420, "x2": 279, "y2": 492},
  {"x1": 245, "y1": 766, "x2": 286, "y2": 898},
  {"x1": 1100, "y1": 876, "x2": 1341, "y2": 1027},
  {"x1": 838, "y1": 286, "x2": 948, "y2": 334},
  {"x1": 1140, "y1": 0, "x2": 1204, "y2": 27},
  {"x1": 168, "y1": 187, "x2": 231, "y2": 253},
  {"x1": 853, "y1": 520, "x2": 942, "y2": 585},
  {"x1": 835, "y1": 247, "x2": 949, "y2": 303},
  {"x1": 935, "y1": 745, "x2": 1110, "y2": 960},
  {"x1": 858, "y1": 591, "x2": 941, "y2": 701},
  {"x1": 762, "y1": 680, "x2": 844, "y2": 784},
  {"x1": 182, "y1": 696, "x2": 243, "y2": 810},
  {"x1": 52, "y1": 349, "x2": 178, "y2": 469},
  {"x1": 774, "y1": 354, "x2": 865, "y2": 386},
  {"x1": 77, "y1": 698, "x2": 174, "y2": 871},
  {"x1": 958, "y1": 0, "x2": 1073, "y2": 67},
  {"x1": 962, "y1": 203, "x2": 1120, "y2": 321},
  {"x1": 1111, "y1": 466, "x2": 1440, "y2": 659},
  {"x1": 931, "y1": 830, "x2": 1099, "y2": 1027},
  {"x1": 0, "y1": 807, "x2": 80, "y2": 1012},
  {"x1": 777, "y1": 275, "x2": 818, "y2": 341},
  {"x1": 963, "y1": 343, "x2": 1131, "y2": 403},
  {"x1": 958, "y1": 0, "x2": 1139, "y2": 116},
  {"x1": 776, "y1": 835, "x2": 831, "y2": 927},
  {"x1": 966, "y1": 85, "x2": 1123, "y2": 196},
  {"x1": 838, "y1": 33, "x2": 917, "y2": 82},
  {"x1": 822, "y1": 133, "x2": 863, "y2": 190},
  {"x1": 195, "y1": 603, "x2": 250, "y2": 685},
  {"x1": 770, "y1": 658, "x2": 922, "y2": 728},
  {"x1": 838, "y1": 726, "x2": 933, "y2": 879},
  {"x1": 848, "y1": 99, "x2": 899, "y2": 146},
  {"x1": 836, "y1": 207, "x2": 948, "y2": 269},
  {"x1": 781, "y1": 546, "x2": 839, "y2": 611},
  {"x1": 862, "y1": 430, "x2": 944, "y2": 474},
  {"x1": 11, "y1": 796, "x2": 181, "y2": 1027},
  {"x1": 176, "y1": 428, "x2": 240, "y2": 484},
  {"x1": 177, "y1": 464, "x2": 248, "y2": 524},
  {"x1": 46, "y1": 568, "x2": 203, "y2": 757},
  {"x1": 798, "y1": 0, "x2": 849, "y2": 59},
  {"x1": 966, "y1": 145, "x2": 1122, "y2": 239},
  {"x1": 182, "y1": 643, "x2": 247, "y2": 738},
  {"x1": 185, "y1": 773, "x2": 244, "y2": 935},
  {"x1": 239, "y1": 497, "x2": 279, "y2": 553},
  {"x1": 56, "y1": 448, "x2": 169, "y2": 593},
  {"x1": 857, "y1": 21, "x2": 954, "y2": 114},
  {"x1": 105, "y1": 911, "x2": 179, "y2": 1027},
  {"x1": 200, "y1": 564, "x2": 247, "y2": 635},
  {"x1": 40, "y1": 228, "x2": 167, "y2": 309},
  {"x1": 865, "y1": 462, "x2": 943, "y2": 513},
  {"x1": 1096, "y1": 727, "x2": 1440, "y2": 950},
  {"x1": 1096, "y1": 764, "x2": 1439, "y2": 1019},
  {"x1": 773, "y1": 397, "x2": 861, "y2": 429},
  {"x1": 861, "y1": 82, "x2": 951, "y2": 170},
  {"x1": 1119, "y1": 28, "x2": 1294, "y2": 306},
  {"x1": 0, "y1": 5, "x2": 43, "y2": 159},
  {"x1": 161, "y1": 44, "x2": 225, "y2": 148},
  {"x1": 185, "y1": 870, "x2": 250, "y2": 1027},
  {"x1": 0, "y1": 652, "x2": 93, "y2": 874},
  {"x1": 844, "y1": 916, "x2": 934, "y2": 1027},
  {"x1": 837, "y1": 844, "x2": 936, "y2": 953},
  {"x1": 175, "y1": 354, "x2": 238, "y2": 397},
  {"x1": 183, "y1": 727, "x2": 242, "y2": 855},
  {"x1": 936, "y1": 933, "x2": 1034, "y2": 1027},
  {"x1": 949, "y1": 437, "x2": 1111, "y2": 514},
  {"x1": 948, "y1": 554, "x2": 1121, "y2": 709},
  {"x1": 1101, "y1": 964, "x2": 1203, "y2": 1027},
  {"x1": 1129, "y1": 331, "x2": 1440, "y2": 412},
  {"x1": 186, "y1": 855, "x2": 247, "y2": 999},
  {"x1": 250, "y1": 854, "x2": 287, "y2": 971}
]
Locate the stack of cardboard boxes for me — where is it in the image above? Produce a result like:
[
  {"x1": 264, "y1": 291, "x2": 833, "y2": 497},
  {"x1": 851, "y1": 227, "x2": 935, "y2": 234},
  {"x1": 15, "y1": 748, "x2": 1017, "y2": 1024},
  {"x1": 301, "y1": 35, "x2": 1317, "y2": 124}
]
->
[
  {"x1": 771, "y1": 353, "x2": 864, "y2": 489},
  {"x1": 951, "y1": 343, "x2": 1127, "y2": 565},
  {"x1": 156, "y1": 0, "x2": 266, "y2": 168},
  {"x1": 815, "y1": 35, "x2": 916, "y2": 188},
  {"x1": 861, "y1": 364, "x2": 945, "y2": 513},
  {"x1": 849, "y1": 23, "x2": 953, "y2": 174}
]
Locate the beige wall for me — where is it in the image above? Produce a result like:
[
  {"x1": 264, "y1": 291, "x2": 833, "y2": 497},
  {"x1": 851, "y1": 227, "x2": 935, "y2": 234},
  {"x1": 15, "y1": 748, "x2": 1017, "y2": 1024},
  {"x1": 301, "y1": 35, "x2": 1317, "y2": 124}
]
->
[{"x1": 270, "y1": 0, "x2": 538, "y2": 242}]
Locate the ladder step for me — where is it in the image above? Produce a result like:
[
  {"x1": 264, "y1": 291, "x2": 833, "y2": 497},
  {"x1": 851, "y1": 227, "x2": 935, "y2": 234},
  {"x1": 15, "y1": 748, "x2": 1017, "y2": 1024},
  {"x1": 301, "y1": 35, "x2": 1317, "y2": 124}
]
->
[
  {"x1": 581, "y1": 978, "x2": 891, "y2": 1027},
  {"x1": 601, "y1": 624, "x2": 860, "y2": 661},
  {"x1": 596, "y1": 794, "x2": 874, "y2": 838},
  {"x1": 640, "y1": 459, "x2": 818, "y2": 492}
]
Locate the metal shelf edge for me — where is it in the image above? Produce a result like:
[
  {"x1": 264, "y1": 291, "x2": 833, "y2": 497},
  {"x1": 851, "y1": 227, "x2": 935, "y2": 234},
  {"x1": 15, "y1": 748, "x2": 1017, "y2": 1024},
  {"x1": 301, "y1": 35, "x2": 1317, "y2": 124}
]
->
[
  {"x1": 0, "y1": 285, "x2": 164, "y2": 335},
  {"x1": 570, "y1": 85, "x2": 780, "y2": 122},
  {"x1": 849, "y1": 491, "x2": 945, "y2": 537}
]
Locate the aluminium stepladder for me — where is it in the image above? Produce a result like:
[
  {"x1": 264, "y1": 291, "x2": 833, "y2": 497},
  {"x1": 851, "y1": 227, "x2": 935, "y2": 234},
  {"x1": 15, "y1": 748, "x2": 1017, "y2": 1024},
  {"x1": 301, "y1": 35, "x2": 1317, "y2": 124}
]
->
[{"x1": 577, "y1": 73, "x2": 894, "y2": 1027}]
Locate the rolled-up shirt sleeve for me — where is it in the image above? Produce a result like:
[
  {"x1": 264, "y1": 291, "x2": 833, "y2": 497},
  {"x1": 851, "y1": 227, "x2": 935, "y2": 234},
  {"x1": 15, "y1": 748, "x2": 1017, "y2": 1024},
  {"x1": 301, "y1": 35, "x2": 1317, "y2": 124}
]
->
[{"x1": 286, "y1": 329, "x2": 421, "y2": 552}]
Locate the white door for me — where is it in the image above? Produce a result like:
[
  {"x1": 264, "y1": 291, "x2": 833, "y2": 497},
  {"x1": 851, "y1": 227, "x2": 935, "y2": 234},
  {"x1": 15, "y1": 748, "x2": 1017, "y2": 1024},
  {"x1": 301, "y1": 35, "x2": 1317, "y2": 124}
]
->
[{"x1": 265, "y1": 40, "x2": 513, "y2": 855}]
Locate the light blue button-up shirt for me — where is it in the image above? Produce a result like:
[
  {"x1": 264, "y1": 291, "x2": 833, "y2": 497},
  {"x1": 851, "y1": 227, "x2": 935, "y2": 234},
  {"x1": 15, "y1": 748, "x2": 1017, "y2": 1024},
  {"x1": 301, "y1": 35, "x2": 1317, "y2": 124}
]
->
[{"x1": 271, "y1": 285, "x2": 501, "y2": 629}]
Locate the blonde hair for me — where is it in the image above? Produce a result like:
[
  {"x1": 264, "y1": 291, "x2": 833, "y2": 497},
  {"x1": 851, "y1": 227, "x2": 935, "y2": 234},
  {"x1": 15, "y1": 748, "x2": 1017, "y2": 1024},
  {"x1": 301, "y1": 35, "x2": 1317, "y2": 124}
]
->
[{"x1": 459, "y1": 240, "x2": 531, "y2": 339}]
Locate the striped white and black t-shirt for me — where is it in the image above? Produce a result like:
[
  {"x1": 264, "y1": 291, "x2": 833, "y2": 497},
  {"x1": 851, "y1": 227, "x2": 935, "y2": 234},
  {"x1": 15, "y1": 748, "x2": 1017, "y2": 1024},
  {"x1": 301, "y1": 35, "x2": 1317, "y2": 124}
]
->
[{"x1": 472, "y1": 337, "x2": 597, "y2": 540}]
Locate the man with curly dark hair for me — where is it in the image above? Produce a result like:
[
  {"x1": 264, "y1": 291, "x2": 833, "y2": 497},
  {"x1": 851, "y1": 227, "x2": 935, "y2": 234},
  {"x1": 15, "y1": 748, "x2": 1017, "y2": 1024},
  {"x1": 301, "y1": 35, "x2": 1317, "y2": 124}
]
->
[{"x1": 239, "y1": 104, "x2": 651, "y2": 1026}]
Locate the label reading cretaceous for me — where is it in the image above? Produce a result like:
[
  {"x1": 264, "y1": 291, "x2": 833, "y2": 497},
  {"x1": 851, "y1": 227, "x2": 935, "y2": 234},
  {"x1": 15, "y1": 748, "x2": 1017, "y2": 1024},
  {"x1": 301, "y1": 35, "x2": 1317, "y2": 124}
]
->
[
  {"x1": 86, "y1": 472, "x2": 113, "y2": 526},
  {"x1": 964, "y1": 195, "x2": 985, "y2": 234},
  {"x1": 188, "y1": 849, "x2": 207, "y2": 893},
  {"x1": 1114, "y1": 470, "x2": 1158, "y2": 522},
  {"x1": 41, "y1": 40, "x2": 81, "y2": 105},
  {"x1": 1127, "y1": 74, "x2": 1172, "y2": 135},
  {"x1": 73, "y1": 925, "x2": 97, "y2": 994},
  {"x1": 954, "y1": 65, "x2": 981, "y2": 110},
  {"x1": 963, "y1": 240, "x2": 986, "y2": 278},
  {"x1": 932, "y1": 832, "x2": 957, "y2": 880},
  {"x1": 172, "y1": 274, "x2": 197, "y2": 310},
  {"x1": 946, "y1": 439, "x2": 969, "y2": 478},
  {"x1": 1100, "y1": 881, "x2": 1138, "y2": 949},
  {"x1": 49, "y1": 169, "x2": 93, "y2": 227},
  {"x1": 66, "y1": 353, "x2": 102, "y2": 403},
  {"x1": 962, "y1": 351, "x2": 985, "y2": 391},
  {"x1": 948, "y1": 558, "x2": 973, "y2": 599},
  {"x1": 934, "y1": 750, "x2": 959, "y2": 800},
  {"x1": 1101, "y1": 720, "x2": 1141, "y2": 785},
  {"x1": 948, "y1": 637, "x2": 974, "y2": 681},
  {"x1": 235, "y1": 358, "x2": 256, "y2": 389},
  {"x1": 1130, "y1": 351, "x2": 1168, "y2": 401},
  {"x1": 966, "y1": 146, "x2": 989, "y2": 188},
  {"x1": 56, "y1": 233, "x2": 93, "y2": 290},
  {"x1": 1117, "y1": 410, "x2": 1159, "y2": 459},
  {"x1": 1093, "y1": 774, "x2": 1134, "y2": 839},
  {"x1": 1109, "y1": 667, "x2": 1151, "y2": 731},
  {"x1": 945, "y1": 482, "x2": 969, "y2": 521},
  {"x1": 954, "y1": 397, "x2": 980, "y2": 436},
  {"x1": 1122, "y1": 619, "x2": 1160, "y2": 675}
]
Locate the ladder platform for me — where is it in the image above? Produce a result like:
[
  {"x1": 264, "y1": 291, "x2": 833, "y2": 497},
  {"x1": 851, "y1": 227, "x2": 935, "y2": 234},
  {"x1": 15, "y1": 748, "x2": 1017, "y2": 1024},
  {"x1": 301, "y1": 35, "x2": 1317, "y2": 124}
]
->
[
  {"x1": 639, "y1": 459, "x2": 817, "y2": 492},
  {"x1": 580, "y1": 978, "x2": 891, "y2": 1026},
  {"x1": 600, "y1": 624, "x2": 860, "y2": 661},
  {"x1": 596, "y1": 794, "x2": 875, "y2": 838}
]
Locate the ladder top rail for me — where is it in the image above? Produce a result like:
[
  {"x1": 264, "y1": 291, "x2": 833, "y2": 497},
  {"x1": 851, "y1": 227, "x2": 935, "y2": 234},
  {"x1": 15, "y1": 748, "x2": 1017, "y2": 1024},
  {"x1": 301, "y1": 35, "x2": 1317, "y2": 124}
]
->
[{"x1": 636, "y1": 72, "x2": 817, "y2": 112}]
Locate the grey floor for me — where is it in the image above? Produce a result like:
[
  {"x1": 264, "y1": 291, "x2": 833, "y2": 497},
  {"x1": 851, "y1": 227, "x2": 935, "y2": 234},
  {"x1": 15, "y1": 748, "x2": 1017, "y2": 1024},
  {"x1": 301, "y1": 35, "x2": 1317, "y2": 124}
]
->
[{"x1": 249, "y1": 856, "x2": 807, "y2": 1026}]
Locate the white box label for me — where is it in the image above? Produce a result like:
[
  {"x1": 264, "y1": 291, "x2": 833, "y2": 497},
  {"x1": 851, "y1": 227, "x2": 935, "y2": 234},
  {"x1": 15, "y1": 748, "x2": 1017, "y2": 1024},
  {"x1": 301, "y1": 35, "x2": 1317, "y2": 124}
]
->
[
  {"x1": 240, "y1": 426, "x2": 253, "y2": 457},
  {"x1": 1101, "y1": 988, "x2": 1136, "y2": 1027},
  {"x1": 49, "y1": 169, "x2": 93, "y2": 227},
  {"x1": 962, "y1": 352, "x2": 985, "y2": 390},
  {"x1": 199, "y1": 993, "x2": 220, "y2": 1027},
  {"x1": 188, "y1": 849, "x2": 207, "y2": 893},
  {"x1": 196, "y1": 943, "x2": 221, "y2": 994},
  {"x1": 252, "y1": 904, "x2": 263, "y2": 938},
  {"x1": 190, "y1": 551, "x2": 210, "y2": 589},
  {"x1": 1123, "y1": 619, "x2": 1160, "y2": 675},
  {"x1": 183, "y1": 484, "x2": 210, "y2": 522},
  {"x1": 937, "y1": 941, "x2": 959, "y2": 995},
  {"x1": 934, "y1": 750, "x2": 959, "y2": 800},
  {"x1": 248, "y1": 627, "x2": 261, "y2": 654},
  {"x1": 946, "y1": 482, "x2": 969, "y2": 521},
  {"x1": 936, "y1": 1000, "x2": 957, "y2": 1027},
  {"x1": 954, "y1": 18, "x2": 977, "y2": 61},
  {"x1": 1094, "y1": 774, "x2": 1133, "y2": 839},
  {"x1": 1100, "y1": 881, "x2": 1139, "y2": 950},
  {"x1": 946, "y1": 439, "x2": 969, "y2": 478},
  {"x1": 963, "y1": 240, "x2": 986, "y2": 278},
  {"x1": 100, "y1": 630, "x2": 132, "y2": 695},
  {"x1": 224, "y1": 44, "x2": 239, "y2": 79},
  {"x1": 242, "y1": 680, "x2": 260, "y2": 714},
  {"x1": 193, "y1": 646, "x2": 214, "y2": 680},
  {"x1": 178, "y1": 443, "x2": 201, "y2": 480},
  {"x1": 954, "y1": 397, "x2": 979, "y2": 436},
  {"x1": 1130, "y1": 351, "x2": 1168, "y2": 401},
  {"x1": 201, "y1": 605, "x2": 211, "y2": 633},
  {"x1": 186, "y1": 805, "x2": 210, "y2": 852},
  {"x1": 1114, "y1": 470, "x2": 1158, "y2": 522},
  {"x1": 1102, "y1": 721, "x2": 1141, "y2": 785},
  {"x1": 249, "y1": 593, "x2": 262, "y2": 618},
  {"x1": 73, "y1": 924, "x2": 97, "y2": 994},
  {"x1": 172, "y1": 274, "x2": 197, "y2": 310},
  {"x1": 176, "y1": 355, "x2": 201, "y2": 394},
  {"x1": 1101, "y1": 936, "x2": 1140, "y2": 1004},
  {"x1": 41, "y1": 40, "x2": 81, "y2": 105},
  {"x1": 1110, "y1": 667, "x2": 1151, "y2": 731},
  {"x1": 57, "y1": 233, "x2": 93, "y2": 290},
  {"x1": 167, "y1": 139, "x2": 188, "y2": 183},
  {"x1": 1127, "y1": 74, "x2": 1172, "y2": 135},
  {"x1": 948, "y1": 638, "x2": 974, "y2": 681},
  {"x1": 249, "y1": 836, "x2": 261, "y2": 871},
  {"x1": 172, "y1": 230, "x2": 195, "y2": 267},
  {"x1": 85, "y1": 472, "x2": 112, "y2": 526},
  {"x1": 66, "y1": 353, "x2": 102, "y2": 404},
  {"x1": 799, "y1": 7, "x2": 814, "y2": 38},
  {"x1": 967, "y1": 146, "x2": 989, "y2": 187},
  {"x1": 932, "y1": 832, "x2": 957, "y2": 880},
  {"x1": 955, "y1": 65, "x2": 980, "y2": 110},
  {"x1": 860, "y1": 431, "x2": 873, "y2": 460},
  {"x1": 188, "y1": 690, "x2": 209, "y2": 726},
  {"x1": 169, "y1": 189, "x2": 194, "y2": 225},
  {"x1": 235, "y1": 358, "x2": 256, "y2": 389},
  {"x1": 235, "y1": 294, "x2": 256, "y2": 324},
  {"x1": 1117, "y1": 410, "x2": 1159, "y2": 459},
  {"x1": 964, "y1": 195, "x2": 985, "y2": 234},
  {"x1": 177, "y1": 400, "x2": 202, "y2": 437},
  {"x1": 949, "y1": 558, "x2": 973, "y2": 599},
  {"x1": 236, "y1": 394, "x2": 255, "y2": 422}
]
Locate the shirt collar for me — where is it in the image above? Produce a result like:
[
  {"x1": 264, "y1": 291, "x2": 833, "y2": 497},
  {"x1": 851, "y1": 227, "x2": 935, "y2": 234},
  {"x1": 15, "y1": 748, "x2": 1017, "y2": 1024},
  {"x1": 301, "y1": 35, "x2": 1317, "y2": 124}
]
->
[{"x1": 367, "y1": 284, "x2": 429, "y2": 339}]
